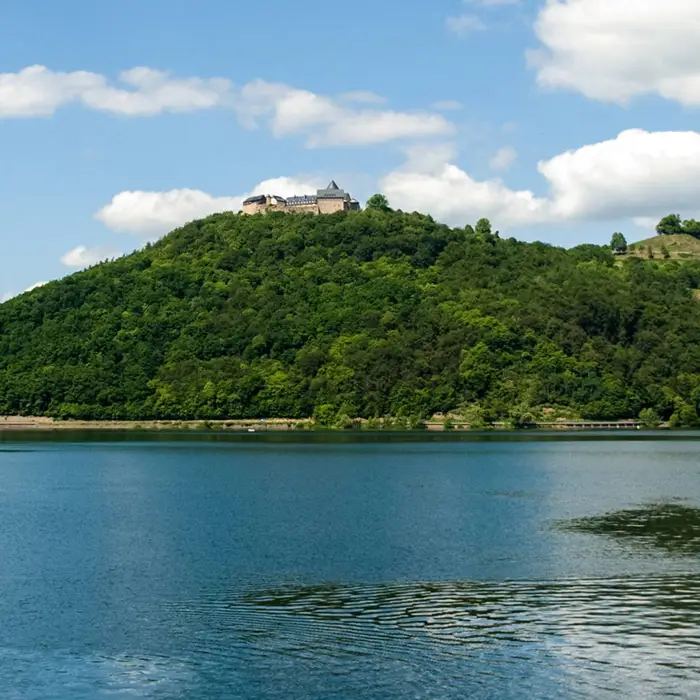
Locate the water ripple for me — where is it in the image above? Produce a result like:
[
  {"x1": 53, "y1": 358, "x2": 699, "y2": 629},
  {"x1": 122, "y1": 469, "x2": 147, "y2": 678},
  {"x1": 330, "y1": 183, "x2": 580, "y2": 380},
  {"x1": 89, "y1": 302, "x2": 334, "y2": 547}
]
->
[{"x1": 159, "y1": 575, "x2": 700, "y2": 698}]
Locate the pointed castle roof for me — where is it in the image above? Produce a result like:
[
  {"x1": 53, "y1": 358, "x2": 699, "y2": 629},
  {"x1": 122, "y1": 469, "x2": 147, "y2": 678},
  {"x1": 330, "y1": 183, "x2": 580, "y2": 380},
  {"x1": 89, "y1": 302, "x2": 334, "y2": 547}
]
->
[{"x1": 317, "y1": 180, "x2": 348, "y2": 199}]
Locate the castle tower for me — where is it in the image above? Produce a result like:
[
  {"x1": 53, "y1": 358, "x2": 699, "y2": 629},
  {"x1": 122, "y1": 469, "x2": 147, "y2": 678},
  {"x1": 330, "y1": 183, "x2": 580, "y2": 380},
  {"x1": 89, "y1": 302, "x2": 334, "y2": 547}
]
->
[{"x1": 316, "y1": 181, "x2": 360, "y2": 214}]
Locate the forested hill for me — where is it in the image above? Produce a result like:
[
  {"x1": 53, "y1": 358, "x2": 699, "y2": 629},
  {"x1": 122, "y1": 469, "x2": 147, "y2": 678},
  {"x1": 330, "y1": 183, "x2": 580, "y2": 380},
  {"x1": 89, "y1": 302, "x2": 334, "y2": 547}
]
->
[{"x1": 1, "y1": 208, "x2": 700, "y2": 426}]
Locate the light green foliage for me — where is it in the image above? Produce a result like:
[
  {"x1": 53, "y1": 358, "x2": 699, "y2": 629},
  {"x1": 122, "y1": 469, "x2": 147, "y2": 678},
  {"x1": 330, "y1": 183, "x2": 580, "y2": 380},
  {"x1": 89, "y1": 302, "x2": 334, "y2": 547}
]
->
[
  {"x1": 365, "y1": 194, "x2": 391, "y2": 212},
  {"x1": 639, "y1": 407, "x2": 661, "y2": 429},
  {"x1": 0, "y1": 208, "x2": 699, "y2": 424},
  {"x1": 508, "y1": 405, "x2": 537, "y2": 429}
]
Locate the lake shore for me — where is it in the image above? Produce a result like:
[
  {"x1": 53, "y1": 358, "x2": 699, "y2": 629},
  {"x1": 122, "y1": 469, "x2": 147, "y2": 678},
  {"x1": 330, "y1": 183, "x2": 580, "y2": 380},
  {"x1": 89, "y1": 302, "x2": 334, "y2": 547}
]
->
[{"x1": 0, "y1": 416, "x2": 657, "y2": 432}]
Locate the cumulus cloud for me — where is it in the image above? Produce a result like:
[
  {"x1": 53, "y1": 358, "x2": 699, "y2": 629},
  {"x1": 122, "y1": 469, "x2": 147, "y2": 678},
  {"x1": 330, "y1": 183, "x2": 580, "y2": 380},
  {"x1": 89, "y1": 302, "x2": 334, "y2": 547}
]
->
[
  {"x1": 383, "y1": 129, "x2": 700, "y2": 228},
  {"x1": 489, "y1": 146, "x2": 517, "y2": 172},
  {"x1": 0, "y1": 65, "x2": 452, "y2": 148},
  {"x1": 96, "y1": 176, "x2": 322, "y2": 237},
  {"x1": 60, "y1": 245, "x2": 122, "y2": 268},
  {"x1": 0, "y1": 65, "x2": 232, "y2": 117},
  {"x1": 235, "y1": 80, "x2": 454, "y2": 147},
  {"x1": 530, "y1": 0, "x2": 700, "y2": 106},
  {"x1": 81, "y1": 68, "x2": 232, "y2": 116},
  {"x1": 96, "y1": 189, "x2": 245, "y2": 236},
  {"x1": 446, "y1": 15, "x2": 486, "y2": 35},
  {"x1": 384, "y1": 164, "x2": 547, "y2": 228}
]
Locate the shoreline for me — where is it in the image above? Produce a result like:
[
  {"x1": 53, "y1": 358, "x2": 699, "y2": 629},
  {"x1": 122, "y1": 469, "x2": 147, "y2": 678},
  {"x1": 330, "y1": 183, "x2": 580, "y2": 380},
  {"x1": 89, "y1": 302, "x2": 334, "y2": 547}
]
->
[{"x1": 0, "y1": 416, "x2": 664, "y2": 432}]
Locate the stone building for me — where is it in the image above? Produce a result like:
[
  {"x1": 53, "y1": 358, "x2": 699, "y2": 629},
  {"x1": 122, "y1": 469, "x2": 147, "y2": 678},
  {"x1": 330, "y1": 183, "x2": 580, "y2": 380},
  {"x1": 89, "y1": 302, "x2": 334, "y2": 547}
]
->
[{"x1": 242, "y1": 181, "x2": 361, "y2": 216}]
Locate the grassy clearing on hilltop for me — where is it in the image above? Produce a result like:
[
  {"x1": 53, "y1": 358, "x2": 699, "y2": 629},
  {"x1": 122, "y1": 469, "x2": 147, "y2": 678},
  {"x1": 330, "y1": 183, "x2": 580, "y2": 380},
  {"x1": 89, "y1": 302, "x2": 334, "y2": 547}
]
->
[{"x1": 625, "y1": 234, "x2": 700, "y2": 261}]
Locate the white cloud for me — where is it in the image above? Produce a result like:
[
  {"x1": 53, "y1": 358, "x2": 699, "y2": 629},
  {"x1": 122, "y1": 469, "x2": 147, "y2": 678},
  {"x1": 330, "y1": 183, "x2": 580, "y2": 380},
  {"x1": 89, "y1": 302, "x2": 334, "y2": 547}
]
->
[
  {"x1": 446, "y1": 14, "x2": 486, "y2": 35},
  {"x1": 490, "y1": 146, "x2": 517, "y2": 172},
  {"x1": 60, "y1": 245, "x2": 122, "y2": 268},
  {"x1": 25, "y1": 281, "x2": 47, "y2": 292},
  {"x1": 96, "y1": 176, "x2": 322, "y2": 237},
  {"x1": 0, "y1": 66, "x2": 452, "y2": 149},
  {"x1": 541, "y1": 129, "x2": 700, "y2": 220},
  {"x1": 96, "y1": 189, "x2": 245, "y2": 236},
  {"x1": 530, "y1": 0, "x2": 700, "y2": 106},
  {"x1": 2, "y1": 281, "x2": 48, "y2": 302},
  {"x1": 0, "y1": 65, "x2": 232, "y2": 118},
  {"x1": 339, "y1": 91, "x2": 386, "y2": 105},
  {"x1": 0, "y1": 66, "x2": 103, "y2": 117},
  {"x1": 383, "y1": 129, "x2": 700, "y2": 228},
  {"x1": 432, "y1": 100, "x2": 464, "y2": 111},
  {"x1": 82, "y1": 68, "x2": 232, "y2": 116},
  {"x1": 235, "y1": 80, "x2": 454, "y2": 147},
  {"x1": 383, "y1": 164, "x2": 547, "y2": 227},
  {"x1": 401, "y1": 142, "x2": 460, "y2": 172}
]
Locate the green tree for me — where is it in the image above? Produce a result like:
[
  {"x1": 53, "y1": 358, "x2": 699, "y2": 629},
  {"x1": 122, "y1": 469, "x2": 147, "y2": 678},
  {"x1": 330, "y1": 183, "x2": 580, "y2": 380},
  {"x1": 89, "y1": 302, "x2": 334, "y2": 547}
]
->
[
  {"x1": 656, "y1": 213, "x2": 683, "y2": 236},
  {"x1": 475, "y1": 218, "x2": 492, "y2": 237},
  {"x1": 610, "y1": 232, "x2": 627, "y2": 254},
  {"x1": 366, "y1": 194, "x2": 391, "y2": 212},
  {"x1": 1, "y1": 206, "x2": 700, "y2": 426},
  {"x1": 639, "y1": 407, "x2": 661, "y2": 429},
  {"x1": 682, "y1": 219, "x2": 700, "y2": 238}
]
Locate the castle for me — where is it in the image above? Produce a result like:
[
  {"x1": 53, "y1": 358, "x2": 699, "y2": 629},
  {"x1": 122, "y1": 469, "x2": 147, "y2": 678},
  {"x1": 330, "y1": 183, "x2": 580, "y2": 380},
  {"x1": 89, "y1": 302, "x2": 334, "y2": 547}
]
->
[{"x1": 242, "y1": 181, "x2": 361, "y2": 216}]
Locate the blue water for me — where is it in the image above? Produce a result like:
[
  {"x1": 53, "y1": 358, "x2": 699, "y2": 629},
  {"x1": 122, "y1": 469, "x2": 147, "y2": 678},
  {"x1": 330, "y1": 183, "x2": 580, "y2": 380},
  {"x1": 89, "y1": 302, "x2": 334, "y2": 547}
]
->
[{"x1": 0, "y1": 433, "x2": 699, "y2": 698}]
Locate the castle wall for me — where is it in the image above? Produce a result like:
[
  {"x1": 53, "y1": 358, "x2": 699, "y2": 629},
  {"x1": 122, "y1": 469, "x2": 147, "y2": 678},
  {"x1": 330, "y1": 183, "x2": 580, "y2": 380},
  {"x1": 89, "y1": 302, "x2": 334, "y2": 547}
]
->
[
  {"x1": 287, "y1": 203, "x2": 320, "y2": 214},
  {"x1": 242, "y1": 184, "x2": 360, "y2": 216},
  {"x1": 318, "y1": 198, "x2": 346, "y2": 214},
  {"x1": 243, "y1": 202, "x2": 267, "y2": 215}
]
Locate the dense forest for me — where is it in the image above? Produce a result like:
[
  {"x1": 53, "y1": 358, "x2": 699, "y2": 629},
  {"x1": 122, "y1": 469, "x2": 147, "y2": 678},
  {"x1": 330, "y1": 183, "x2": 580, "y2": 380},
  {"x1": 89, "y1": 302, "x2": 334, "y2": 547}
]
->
[{"x1": 1, "y1": 205, "x2": 700, "y2": 426}]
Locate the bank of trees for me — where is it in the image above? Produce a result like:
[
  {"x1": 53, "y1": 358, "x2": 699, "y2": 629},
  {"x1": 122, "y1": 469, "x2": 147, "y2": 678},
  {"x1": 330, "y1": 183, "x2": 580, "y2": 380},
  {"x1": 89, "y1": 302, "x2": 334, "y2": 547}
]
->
[
  {"x1": 1, "y1": 205, "x2": 700, "y2": 425},
  {"x1": 656, "y1": 214, "x2": 700, "y2": 238}
]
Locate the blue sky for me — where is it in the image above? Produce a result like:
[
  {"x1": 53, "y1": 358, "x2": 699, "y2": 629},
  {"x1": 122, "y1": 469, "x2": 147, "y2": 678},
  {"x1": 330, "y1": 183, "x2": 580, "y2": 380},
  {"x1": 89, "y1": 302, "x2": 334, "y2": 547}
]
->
[{"x1": 2, "y1": 0, "x2": 700, "y2": 298}]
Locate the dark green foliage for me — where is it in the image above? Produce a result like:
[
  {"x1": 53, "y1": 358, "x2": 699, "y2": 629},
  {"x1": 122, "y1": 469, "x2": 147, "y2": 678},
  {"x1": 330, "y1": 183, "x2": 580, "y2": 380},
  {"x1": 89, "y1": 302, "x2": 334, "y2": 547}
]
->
[
  {"x1": 610, "y1": 232, "x2": 627, "y2": 254},
  {"x1": 657, "y1": 213, "x2": 700, "y2": 239},
  {"x1": 683, "y1": 219, "x2": 700, "y2": 237},
  {"x1": 1, "y1": 208, "x2": 700, "y2": 423},
  {"x1": 657, "y1": 214, "x2": 684, "y2": 236}
]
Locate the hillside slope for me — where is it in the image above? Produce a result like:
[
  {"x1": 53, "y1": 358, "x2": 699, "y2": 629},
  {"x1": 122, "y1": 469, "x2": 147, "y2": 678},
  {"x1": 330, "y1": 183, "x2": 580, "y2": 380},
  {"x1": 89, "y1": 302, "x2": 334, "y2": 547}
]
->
[
  {"x1": 1, "y1": 209, "x2": 700, "y2": 425},
  {"x1": 626, "y1": 234, "x2": 700, "y2": 260}
]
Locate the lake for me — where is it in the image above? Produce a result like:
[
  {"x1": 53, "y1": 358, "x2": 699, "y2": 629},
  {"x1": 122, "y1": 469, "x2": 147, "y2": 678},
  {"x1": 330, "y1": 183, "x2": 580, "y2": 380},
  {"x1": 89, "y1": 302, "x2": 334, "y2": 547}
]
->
[{"x1": 0, "y1": 432, "x2": 699, "y2": 699}]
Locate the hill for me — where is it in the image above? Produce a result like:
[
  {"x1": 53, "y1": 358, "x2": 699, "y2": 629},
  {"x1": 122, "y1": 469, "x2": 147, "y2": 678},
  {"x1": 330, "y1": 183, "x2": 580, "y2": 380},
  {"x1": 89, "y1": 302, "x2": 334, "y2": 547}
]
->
[
  {"x1": 1, "y1": 209, "x2": 700, "y2": 426},
  {"x1": 625, "y1": 234, "x2": 700, "y2": 261}
]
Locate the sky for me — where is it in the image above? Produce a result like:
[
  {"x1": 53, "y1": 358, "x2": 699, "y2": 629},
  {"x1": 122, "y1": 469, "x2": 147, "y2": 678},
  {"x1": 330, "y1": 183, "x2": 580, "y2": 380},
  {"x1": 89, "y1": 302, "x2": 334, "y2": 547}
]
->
[{"x1": 2, "y1": 0, "x2": 700, "y2": 298}]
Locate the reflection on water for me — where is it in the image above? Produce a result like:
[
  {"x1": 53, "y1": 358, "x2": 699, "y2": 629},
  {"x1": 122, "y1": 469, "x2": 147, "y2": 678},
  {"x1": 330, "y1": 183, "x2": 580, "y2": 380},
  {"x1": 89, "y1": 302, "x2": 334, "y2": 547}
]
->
[
  {"x1": 560, "y1": 501, "x2": 700, "y2": 555},
  {"x1": 2, "y1": 438, "x2": 700, "y2": 699},
  {"x1": 5, "y1": 576, "x2": 698, "y2": 698},
  {"x1": 0, "y1": 648, "x2": 195, "y2": 700},
  {"x1": 157, "y1": 576, "x2": 700, "y2": 699}
]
